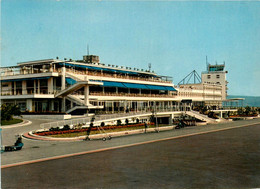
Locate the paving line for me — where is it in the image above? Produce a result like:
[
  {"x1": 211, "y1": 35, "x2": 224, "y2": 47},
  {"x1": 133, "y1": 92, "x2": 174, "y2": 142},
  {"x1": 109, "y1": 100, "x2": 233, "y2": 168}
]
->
[{"x1": 2, "y1": 122, "x2": 259, "y2": 169}]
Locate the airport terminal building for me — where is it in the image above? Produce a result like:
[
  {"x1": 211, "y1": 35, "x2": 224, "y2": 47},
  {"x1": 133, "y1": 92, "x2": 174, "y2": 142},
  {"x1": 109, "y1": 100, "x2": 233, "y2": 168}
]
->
[{"x1": 0, "y1": 55, "x2": 228, "y2": 115}]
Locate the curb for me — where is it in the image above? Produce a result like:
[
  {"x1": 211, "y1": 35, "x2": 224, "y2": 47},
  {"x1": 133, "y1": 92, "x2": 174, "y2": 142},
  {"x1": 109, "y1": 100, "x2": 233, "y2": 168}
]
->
[
  {"x1": 23, "y1": 126, "x2": 176, "y2": 141},
  {"x1": 1, "y1": 119, "x2": 32, "y2": 129}
]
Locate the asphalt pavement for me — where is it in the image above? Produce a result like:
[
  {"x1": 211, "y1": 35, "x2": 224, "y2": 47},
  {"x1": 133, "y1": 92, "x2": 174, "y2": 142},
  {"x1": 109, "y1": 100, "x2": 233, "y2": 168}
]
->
[{"x1": 1, "y1": 122, "x2": 260, "y2": 189}]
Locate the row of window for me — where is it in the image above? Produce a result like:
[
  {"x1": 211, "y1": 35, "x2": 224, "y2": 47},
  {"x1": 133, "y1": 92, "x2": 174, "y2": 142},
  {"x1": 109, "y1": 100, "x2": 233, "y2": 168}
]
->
[{"x1": 207, "y1": 75, "x2": 220, "y2": 79}]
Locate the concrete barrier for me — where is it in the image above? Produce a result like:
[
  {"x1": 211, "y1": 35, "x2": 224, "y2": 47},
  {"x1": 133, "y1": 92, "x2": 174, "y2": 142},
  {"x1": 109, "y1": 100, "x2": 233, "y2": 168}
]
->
[{"x1": 22, "y1": 114, "x2": 71, "y2": 120}]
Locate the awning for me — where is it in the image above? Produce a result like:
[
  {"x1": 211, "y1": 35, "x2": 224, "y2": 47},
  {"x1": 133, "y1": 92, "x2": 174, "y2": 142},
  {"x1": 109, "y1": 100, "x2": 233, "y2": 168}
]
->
[
  {"x1": 164, "y1": 86, "x2": 177, "y2": 91},
  {"x1": 102, "y1": 81, "x2": 126, "y2": 88},
  {"x1": 89, "y1": 80, "x2": 176, "y2": 91},
  {"x1": 1, "y1": 77, "x2": 50, "y2": 82},
  {"x1": 65, "y1": 77, "x2": 77, "y2": 85},
  {"x1": 146, "y1": 85, "x2": 167, "y2": 91},
  {"x1": 123, "y1": 83, "x2": 148, "y2": 89}
]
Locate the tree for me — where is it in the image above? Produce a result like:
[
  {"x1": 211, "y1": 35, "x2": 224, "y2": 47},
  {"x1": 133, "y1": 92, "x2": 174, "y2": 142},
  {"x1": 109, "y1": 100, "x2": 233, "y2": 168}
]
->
[
  {"x1": 237, "y1": 107, "x2": 243, "y2": 115},
  {"x1": 117, "y1": 120, "x2": 122, "y2": 126},
  {"x1": 1, "y1": 104, "x2": 21, "y2": 121},
  {"x1": 245, "y1": 106, "x2": 251, "y2": 115}
]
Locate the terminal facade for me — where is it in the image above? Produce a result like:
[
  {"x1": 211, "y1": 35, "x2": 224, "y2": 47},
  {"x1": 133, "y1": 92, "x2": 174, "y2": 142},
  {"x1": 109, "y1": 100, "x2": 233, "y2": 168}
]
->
[{"x1": 0, "y1": 55, "x2": 228, "y2": 115}]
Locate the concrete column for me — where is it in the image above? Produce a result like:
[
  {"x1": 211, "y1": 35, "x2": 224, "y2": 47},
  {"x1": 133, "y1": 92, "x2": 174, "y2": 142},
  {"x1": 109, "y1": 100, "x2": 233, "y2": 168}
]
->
[
  {"x1": 84, "y1": 86, "x2": 89, "y2": 105},
  {"x1": 22, "y1": 81, "x2": 27, "y2": 95},
  {"x1": 50, "y1": 100, "x2": 55, "y2": 111},
  {"x1": 13, "y1": 81, "x2": 16, "y2": 95},
  {"x1": 169, "y1": 114, "x2": 173, "y2": 125},
  {"x1": 53, "y1": 78, "x2": 57, "y2": 93},
  {"x1": 112, "y1": 101, "x2": 114, "y2": 113},
  {"x1": 162, "y1": 101, "x2": 164, "y2": 111},
  {"x1": 62, "y1": 97, "x2": 66, "y2": 112},
  {"x1": 61, "y1": 66, "x2": 66, "y2": 90},
  {"x1": 49, "y1": 64, "x2": 53, "y2": 72},
  {"x1": 34, "y1": 80, "x2": 36, "y2": 94},
  {"x1": 26, "y1": 99, "x2": 33, "y2": 111},
  {"x1": 48, "y1": 77, "x2": 54, "y2": 94},
  {"x1": 38, "y1": 80, "x2": 40, "y2": 94}
]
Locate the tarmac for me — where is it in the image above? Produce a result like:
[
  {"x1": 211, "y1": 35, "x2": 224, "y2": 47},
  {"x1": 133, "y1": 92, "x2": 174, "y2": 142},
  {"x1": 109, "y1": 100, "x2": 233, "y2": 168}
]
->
[{"x1": 1, "y1": 119, "x2": 260, "y2": 189}]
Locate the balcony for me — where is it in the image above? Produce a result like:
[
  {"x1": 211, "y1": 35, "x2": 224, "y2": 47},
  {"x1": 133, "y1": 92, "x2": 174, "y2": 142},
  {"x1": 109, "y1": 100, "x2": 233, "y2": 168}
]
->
[
  {"x1": 66, "y1": 68, "x2": 172, "y2": 84},
  {"x1": 89, "y1": 92, "x2": 176, "y2": 98}
]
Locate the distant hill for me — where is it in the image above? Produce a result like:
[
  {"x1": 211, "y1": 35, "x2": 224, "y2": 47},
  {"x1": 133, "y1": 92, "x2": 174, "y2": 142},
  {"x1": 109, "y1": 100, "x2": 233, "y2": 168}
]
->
[{"x1": 227, "y1": 95, "x2": 260, "y2": 107}]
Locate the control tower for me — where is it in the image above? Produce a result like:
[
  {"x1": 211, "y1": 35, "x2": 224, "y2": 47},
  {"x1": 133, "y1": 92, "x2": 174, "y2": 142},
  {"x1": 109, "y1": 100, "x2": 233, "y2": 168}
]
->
[{"x1": 201, "y1": 62, "x2": 228, "y2": 100}]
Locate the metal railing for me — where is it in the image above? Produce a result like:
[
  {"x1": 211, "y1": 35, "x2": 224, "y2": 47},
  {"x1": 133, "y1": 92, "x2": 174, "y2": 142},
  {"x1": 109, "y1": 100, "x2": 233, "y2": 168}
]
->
[
  {"x1": 39, "y1": 107, "x2": 188, "y2": 130},
  {"x1": 66, "y1": 68, "x2": 172, "y2": 84}
]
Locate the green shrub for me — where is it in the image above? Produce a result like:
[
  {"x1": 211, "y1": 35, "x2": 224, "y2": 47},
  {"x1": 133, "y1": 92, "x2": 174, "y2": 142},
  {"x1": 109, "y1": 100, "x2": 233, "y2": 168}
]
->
[
  {"x1": 1, "y1": 104, "x2": 21, "y2": 121},
  {"x1": 63, "y1": 125, "x2": 70, "y2": 130},
  {"x1": 117, "y1": 120, "x2": 122, "y2": 126}
]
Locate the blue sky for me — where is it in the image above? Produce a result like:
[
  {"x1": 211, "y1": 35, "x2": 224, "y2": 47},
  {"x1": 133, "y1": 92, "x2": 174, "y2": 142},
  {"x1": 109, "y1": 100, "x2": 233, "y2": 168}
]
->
[{"x1": 1, "y1": 0, "x2": 260, "y2": 96}]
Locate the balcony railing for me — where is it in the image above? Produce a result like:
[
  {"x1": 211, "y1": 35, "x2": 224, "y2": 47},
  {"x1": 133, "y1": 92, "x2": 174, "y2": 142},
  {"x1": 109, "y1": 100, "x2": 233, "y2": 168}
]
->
[
  {"x1": 66, "y1": 68, "x2": 172, "y2": 84},
  {"x1": 0, "y1": 88, "x2": 58, "y2": 96},
  {"x1": 89, "y1": 92, "x2": 175, "y2": 98},
  {"x1": 0, "y1": 68, "x2": 59, "y2": 77}
]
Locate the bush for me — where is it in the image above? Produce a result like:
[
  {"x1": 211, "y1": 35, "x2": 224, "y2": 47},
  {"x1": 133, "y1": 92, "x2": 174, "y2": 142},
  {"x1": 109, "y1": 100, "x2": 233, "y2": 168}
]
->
[
  {"x1": 63, "y1": 125, "x2": 70, "y2": 130},
  {"x1": 136, "y1": 118, "x2": 140, "y2": 124},
  {"x1": 1, "y1": 104, "x2": 21, "y2": 121},
  {"x1": 117, "y1": 120, "x2": 122, "y2": 126},
  {"x1": 101, "y1": 122, "x2": 105, "y2": 127}
]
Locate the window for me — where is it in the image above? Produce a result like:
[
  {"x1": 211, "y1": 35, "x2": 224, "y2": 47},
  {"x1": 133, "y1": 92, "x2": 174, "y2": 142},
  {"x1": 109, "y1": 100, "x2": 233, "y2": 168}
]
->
[
  {"x1": 216, "y1": 75, "x2": 220, "y2": 79},
  {"x1": 207, "y1": 75, "x2": 211, "y2": 79}
]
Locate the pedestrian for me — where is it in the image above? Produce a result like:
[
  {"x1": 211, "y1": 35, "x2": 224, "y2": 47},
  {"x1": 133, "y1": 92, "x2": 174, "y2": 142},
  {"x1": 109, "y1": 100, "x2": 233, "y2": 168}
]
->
[
  {"x1": 85, "y1": 123, "x2": 93, "y2": 140},
  {"x1": 144, "y1": 122, "x2": 148, "y2": 133}
]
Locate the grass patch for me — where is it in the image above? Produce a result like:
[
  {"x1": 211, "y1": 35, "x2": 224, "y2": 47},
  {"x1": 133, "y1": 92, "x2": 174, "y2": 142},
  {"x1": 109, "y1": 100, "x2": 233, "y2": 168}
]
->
[
  {"x1": 1, "y1": 118, "x2": 23, "y2": 126},
  {"x1": 50, "y1": 125, "x2": 168, "y2": 138}
]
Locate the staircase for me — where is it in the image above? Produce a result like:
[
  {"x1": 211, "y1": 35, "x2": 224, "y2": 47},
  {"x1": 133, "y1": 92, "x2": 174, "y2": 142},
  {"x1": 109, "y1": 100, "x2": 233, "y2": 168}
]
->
[
  {"x1": 65, "y1": 95, "x2": 103, "y2": 114},
  {"x1": 67, "y1": 95, "x2": 87, "y2": 106},
  {"x1": 55, "y1": 81, "x2": 89, "y2": 97},
  {"x1": 185, "y1": 111, "x2": 217, "y2": 123},
  {"x1": 66, "y1": 72, "x2": 88, "y2": 81}
]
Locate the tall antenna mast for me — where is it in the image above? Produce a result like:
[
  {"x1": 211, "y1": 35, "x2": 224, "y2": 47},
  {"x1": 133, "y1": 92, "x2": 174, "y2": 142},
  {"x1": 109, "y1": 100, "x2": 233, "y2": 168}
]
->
[
  {"x1": 148, "y1": 63, "x2": 151, "y2": 72},
  {"x1": 206, "y1": 56, "x2": 208, "y2": 71},
  {"x1": 87, "y1": 44, "x2": 90, "y2": 55}
]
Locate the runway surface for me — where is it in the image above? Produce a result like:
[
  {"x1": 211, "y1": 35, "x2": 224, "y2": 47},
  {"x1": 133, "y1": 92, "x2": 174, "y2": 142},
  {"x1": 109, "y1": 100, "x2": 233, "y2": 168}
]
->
[{"x1": 2, "y1": 121, "x2": 260, "y2": 189}]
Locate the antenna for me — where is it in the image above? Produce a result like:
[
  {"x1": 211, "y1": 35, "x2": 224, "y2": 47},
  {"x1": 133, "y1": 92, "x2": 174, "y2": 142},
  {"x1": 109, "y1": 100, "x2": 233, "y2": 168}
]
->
[
  {"x1": 148, "y1": 63, "x2": 151, "y2": 72},
  {"x1": 87, "y1": 44, "x2": 89, "y2": 55},
  {"x1": 206, "y1": 56, "x2": 209, "y2": 71}
]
